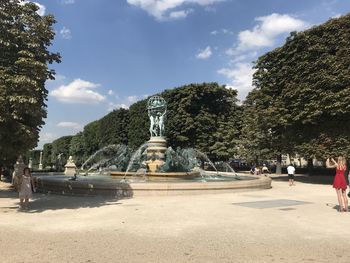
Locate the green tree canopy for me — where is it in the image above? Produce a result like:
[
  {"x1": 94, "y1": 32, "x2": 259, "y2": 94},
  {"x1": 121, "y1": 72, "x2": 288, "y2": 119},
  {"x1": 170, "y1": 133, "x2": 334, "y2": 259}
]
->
[
  {"x1": 98, "y1": 108, "x2": 129, "y2": 148},
  {"x1": 0, "y1": 0, "x2": 60, "y2": 165},
  {"x1": 243, "y1": 14, "x2": 350, "y2": 164},
  {"x1": 128, "y1": 83, "x2": 241, "y2": 160}
]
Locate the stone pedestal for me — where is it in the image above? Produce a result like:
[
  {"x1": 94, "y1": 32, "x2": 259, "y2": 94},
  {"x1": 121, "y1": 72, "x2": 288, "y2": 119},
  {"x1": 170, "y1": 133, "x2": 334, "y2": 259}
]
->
[
  {"x1": 146, "y1": 137, "x2": 167, "y2": 172},
  {"x1": 64, "y1": 156, "x2": 77, "y2": 176},
  {"x1": 39, "y1": 151, "x2": 43, "y2": 170}
]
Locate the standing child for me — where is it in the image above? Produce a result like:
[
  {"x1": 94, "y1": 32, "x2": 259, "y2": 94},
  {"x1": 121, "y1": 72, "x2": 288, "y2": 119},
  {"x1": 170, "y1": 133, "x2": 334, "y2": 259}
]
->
[{"x1": 18, "y1": 167, "x2": 35, "y2": 210}]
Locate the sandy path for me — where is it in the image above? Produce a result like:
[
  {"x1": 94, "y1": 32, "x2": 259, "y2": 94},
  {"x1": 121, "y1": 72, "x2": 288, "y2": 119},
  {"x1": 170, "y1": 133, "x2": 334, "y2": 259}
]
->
[{"x1": 0, "y1": 176, "x2": 349, "y2": 263}]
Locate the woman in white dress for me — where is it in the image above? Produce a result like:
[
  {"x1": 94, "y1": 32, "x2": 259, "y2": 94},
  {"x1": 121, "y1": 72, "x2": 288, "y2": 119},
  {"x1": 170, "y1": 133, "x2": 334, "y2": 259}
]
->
[{"x1": 18, "y1": 168, "x2": 35, "y2": 209}]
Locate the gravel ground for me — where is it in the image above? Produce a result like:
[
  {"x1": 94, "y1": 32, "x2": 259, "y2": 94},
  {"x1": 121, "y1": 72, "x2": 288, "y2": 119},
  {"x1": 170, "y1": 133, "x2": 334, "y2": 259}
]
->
[{"x1": 0, "y1": 175, "x2": 349, "y2": 263}]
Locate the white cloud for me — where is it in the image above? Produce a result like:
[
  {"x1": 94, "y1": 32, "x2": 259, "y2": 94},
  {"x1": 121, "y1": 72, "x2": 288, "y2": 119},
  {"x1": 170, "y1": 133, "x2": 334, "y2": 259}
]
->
[
  {"x1": 60, "y1": 26, "x2": 72, "y2": 39},
  {"x1": 108, "y1": 102, "x2": 128, "y2": 112},
  {"x1": 36, "y1": 132, "x2": 58, "y2": 148},
  {"x1": 196, "y1": 46, "x2": 212, "y2": 60},
  {"x1": 169, "y1": 9, "x2": 190, "y2": 19},
  {"x1": 108, "y1": 89, "x2": 114, "y2": 95},
  {"x1": 40, "y1": 132, "x2": 58, "y2": 142},
  {"x1": 57, "y1": 122, "x2": 83, "y2": 130},
  {"x1": 218, "y1": 62, "x2": 255, "y2": 101},
  {"x1": 61, "y1": 0, "x2": 75, "y2": 4},
  {"x1": 50, "y1": 79, "x2": 106, "y2": 104},
  {"x1": 211, "y1": 28, "x2": 233, "y2": 35},
  {"x1": 107, "y1": 94, "x2": 147, "y2": 111},
  {"x1": 21, "y1": 1, "x2": 46, "y2": 16},
  {"x1": 218, "y1": 13, "x2": 308, "y2": 101},
  {"x1": 236, "y1": 13, "x2": 307, "y2": 52},
  {"x1": 127, "y1": 0, "x2": 225, "y2": 21},
  {"x1": 127, "y1": 96, "x2": 138, "y2": 103}
]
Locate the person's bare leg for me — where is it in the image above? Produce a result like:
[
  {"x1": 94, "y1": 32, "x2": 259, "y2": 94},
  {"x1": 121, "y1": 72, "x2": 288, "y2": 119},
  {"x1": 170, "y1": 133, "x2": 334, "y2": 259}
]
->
[
  {"x1": 342, "y1": 190, "x2": 348, "y2": 212},
  {"x1": 24, "y1": 198, "x2": 29, "y2": 209},
  {"x1": 336, "y1": 189, "x2": 343, "y2": 212},
  {"x1": 19, "y1": 198, "x2": 24, "y2": 208}
]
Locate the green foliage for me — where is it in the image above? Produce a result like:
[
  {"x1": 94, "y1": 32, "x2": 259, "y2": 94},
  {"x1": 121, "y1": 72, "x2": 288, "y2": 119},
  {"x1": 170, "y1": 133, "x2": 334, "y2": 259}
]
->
[
  {"x1": 42, "y1": 143, "x2": 52, "y2": 167},
  {"x1": 243, "y1": 14, "x2": 350, "y2": 161},
  {"x1": 162, "y1": 83, "x2": 240, "y2": 160},
  {"x1": 0, "y1": 0, "x2": 60, "y2": 164},
  {"x1": 82, "y1": 121, "x2": 101, "y2": 158},
  {"x1": 127, "y1": 100, "x2": 149, "y2": 149},
  {"x1": 50, "y1": 136, "x2": 73, "y2": 166},
  {"x1": 126, "y1": 83, "x2": 241, "y2": 160},
  {"x1": 26, "y1": 149, "x2": 41, "y2": 166},
  {"x1": 44, "y1": 83, "x2": 241, "y2": 165},
  {"x1": 98, "y1": 108, "x2": 129, "y2": 148},
  {"x1": 69, "y1": 132, "x2": 85, "y2": 166}
]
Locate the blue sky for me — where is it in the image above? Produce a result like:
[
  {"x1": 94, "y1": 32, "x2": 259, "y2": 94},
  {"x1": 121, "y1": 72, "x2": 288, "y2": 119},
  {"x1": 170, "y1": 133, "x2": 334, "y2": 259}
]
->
[{"x1": 33, "y1": 0, "x2": 350, "y2": 148}]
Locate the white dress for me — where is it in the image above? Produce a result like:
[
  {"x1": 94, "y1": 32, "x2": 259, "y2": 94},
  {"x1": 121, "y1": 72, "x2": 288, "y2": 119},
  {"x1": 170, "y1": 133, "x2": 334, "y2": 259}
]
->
[{"x1": 19, "y1": 175, "x2": 32, "y2": 199}]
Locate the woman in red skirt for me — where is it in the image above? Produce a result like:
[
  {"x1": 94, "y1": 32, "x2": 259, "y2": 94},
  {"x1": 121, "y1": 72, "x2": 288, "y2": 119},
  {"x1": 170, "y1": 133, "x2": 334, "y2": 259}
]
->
[{"x1": 326, "y1": 157, "x2": 348, "y2": 212}]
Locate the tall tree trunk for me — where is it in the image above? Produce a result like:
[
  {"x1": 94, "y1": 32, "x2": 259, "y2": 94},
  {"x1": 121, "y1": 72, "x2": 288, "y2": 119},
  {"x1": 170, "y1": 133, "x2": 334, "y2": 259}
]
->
[
  {"x1": 307, "y1": 158, "x2": 314, "y2": 175},
  {"x1": 276, "y1": 154, "x2": 282, "y2": 174}
]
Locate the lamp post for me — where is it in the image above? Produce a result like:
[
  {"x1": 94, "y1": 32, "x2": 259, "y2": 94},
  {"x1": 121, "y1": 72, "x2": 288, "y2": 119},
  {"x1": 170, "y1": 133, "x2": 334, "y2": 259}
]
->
[{"x1": 39, "y1": 151, "x2": 43, "y2": 170}]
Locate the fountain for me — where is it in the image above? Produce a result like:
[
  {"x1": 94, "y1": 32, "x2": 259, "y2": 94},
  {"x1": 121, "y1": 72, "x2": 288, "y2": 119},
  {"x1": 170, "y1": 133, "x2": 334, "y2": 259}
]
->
[{"x1": 34, "y1": 96, "x2": 271, "y2": 196}]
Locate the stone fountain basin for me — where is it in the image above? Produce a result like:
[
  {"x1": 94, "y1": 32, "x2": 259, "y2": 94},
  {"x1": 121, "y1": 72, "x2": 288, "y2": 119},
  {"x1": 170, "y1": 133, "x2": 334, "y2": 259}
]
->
[
  {"x1": 34, "y1": 172, "x2": 271, "y2": 197},
  {"x1": 110, "y1": 171, "x2": 200, "y2": 180}
]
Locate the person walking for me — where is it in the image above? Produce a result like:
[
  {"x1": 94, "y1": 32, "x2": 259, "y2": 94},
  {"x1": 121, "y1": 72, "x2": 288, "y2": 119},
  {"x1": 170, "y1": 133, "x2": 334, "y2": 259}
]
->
[
  {"x1": 326, "y1": 157, "x2": 348, "y2": 212},
  {"x1": 18, "y1": 167, "x2": 35, "y2": 210},
  {"x1": 287, "y1": 163, "x2": 296, "y2": 186}
]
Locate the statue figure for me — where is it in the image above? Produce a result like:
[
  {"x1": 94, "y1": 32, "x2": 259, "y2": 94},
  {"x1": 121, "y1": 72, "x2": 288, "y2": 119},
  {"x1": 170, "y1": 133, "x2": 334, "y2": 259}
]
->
[
  {"x1": 147, "y1": 96, "x2": 167, "y2": 137},
  {"x1": 56, "y1": 153, "x2": 64, "y2": 172},
  {"x1": 158, "y1": 110, "x2": 166, "y2": 137},
  {"x1": 149, "y1": 115, "x2": 157, "y2": 137},
  {"x1": 67, "y1": 156, "x2": 74, "y2": 164}
]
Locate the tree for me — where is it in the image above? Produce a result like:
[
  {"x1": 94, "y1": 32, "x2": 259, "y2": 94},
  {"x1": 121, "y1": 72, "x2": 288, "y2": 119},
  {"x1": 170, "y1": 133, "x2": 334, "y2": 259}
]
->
[
  {"x1": 42, "y1": 143, "x2": 52, "y2": 168},
  {"x1": 128, "y1": 83, "x2": 241, "y2": 160},
  {"x1": 69, "y1": 132, "x2": 85, "y2": 166},
  {"x1": 127, "y1": 99, "x2": 149, "y2": 149},
  {"x1": 81, "y1": 121, "x2": 101, "y2": 158},
  {"x1": 49, "y1": 83, "x2": 241, "y2": 162},
  {"x1": 50, "y1": 136, "x2": 73, "y2": 171},
  {"x1": 0, "y1": 0, "x2": 60, "y2": 165},
  {"x1": 98, "y1": 108, "x2": 129, "y2": 148},
  {"x1": 244, "y1": 14, "x2": 350, "y2": 169}
]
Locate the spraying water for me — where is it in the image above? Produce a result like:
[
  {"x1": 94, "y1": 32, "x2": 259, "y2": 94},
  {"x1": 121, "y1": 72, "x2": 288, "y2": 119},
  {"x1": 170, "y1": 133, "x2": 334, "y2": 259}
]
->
[
  {"x1": 80, "y1": 144, "x2": 130, "y2": 173},
  {"x1": 194, "y1": 149, "x2": 218, "y2": 176},
  {"x1": 123, "y1": 143, "x2": 148, "y2": 180}
]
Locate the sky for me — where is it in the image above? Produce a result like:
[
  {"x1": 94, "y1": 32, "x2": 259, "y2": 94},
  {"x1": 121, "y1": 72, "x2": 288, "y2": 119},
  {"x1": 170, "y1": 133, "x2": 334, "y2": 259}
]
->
[{"x1": 31, "y1": 0, "x2": 350, "y2": 149}]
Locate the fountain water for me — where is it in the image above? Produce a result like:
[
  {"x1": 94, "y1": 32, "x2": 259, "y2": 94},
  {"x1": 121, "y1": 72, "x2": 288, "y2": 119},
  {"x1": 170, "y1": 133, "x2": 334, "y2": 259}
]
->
[
  {"x1": 34, "y1": 95, "x2": 271, "y2": 196},
  {"x1": 80, "y1": 144, "x2": 131, "y2": 173}
]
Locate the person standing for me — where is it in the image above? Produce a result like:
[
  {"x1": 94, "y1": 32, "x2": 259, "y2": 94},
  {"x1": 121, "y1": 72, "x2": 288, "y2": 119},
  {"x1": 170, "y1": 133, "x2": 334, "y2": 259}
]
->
[
  {"x1": 326, "y1": 157, "x2": 348, "y2": 212},
  {"x1": 18, "y1": 168, "x2": 35, "y2": 210},
  {"x1": 287, "y1": 164, "x2": 296, "y2": 186},
  {"x1": 262, "y1": 164, "x2": 270, "y2": 175}
]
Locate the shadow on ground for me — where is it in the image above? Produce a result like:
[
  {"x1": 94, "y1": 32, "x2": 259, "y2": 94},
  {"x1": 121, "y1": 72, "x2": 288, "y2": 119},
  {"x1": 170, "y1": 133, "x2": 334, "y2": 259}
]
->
[
  {"x1": 0, "y1": 182, "x2": 125, "y2": 213},
  {"x1": 25, "y1": 194, "x2": 123, "y2": 213},
  {"x1": 271, "y1": 174, "x2": 335, "y2": 185}
]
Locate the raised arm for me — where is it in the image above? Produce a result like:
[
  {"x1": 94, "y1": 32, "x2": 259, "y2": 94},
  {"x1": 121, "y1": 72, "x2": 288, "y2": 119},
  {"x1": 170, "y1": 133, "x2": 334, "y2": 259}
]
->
[{"x1": 326, "y1": 158, "x2": 337, "y2": 168}]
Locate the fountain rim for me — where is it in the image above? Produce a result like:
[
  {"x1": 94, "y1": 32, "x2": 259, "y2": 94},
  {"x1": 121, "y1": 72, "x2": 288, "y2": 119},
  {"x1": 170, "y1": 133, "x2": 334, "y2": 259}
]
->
[{"x1": 110, "y1": 171, "x2": 200, "y2": 178}]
